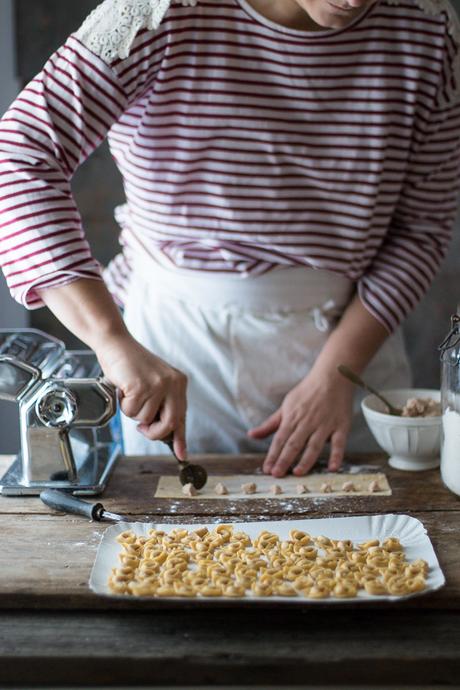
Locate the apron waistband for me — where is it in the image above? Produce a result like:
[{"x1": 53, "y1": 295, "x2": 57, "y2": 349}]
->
[{"x1": 131, "y1": 252, "x2": 354, "y2": 319}]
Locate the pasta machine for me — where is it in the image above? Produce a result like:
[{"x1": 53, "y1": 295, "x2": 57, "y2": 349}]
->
[{"x1": 0, "y1": 328, "x2": 122, "y2": 495}]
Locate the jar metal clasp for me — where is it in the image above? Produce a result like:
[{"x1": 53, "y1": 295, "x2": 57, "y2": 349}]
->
[{"x1": 439, "y1": 314, "x2": 460, "y2": 364}]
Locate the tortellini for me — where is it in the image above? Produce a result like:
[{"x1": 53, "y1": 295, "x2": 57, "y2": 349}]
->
[{"x1": 108, "y1": 527, "x2": 428, "y2": 599}]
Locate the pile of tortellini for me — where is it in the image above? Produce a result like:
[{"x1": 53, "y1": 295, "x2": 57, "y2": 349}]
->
[{"x1": 108, "y1": 525, "x2": 428, "y2": 599}]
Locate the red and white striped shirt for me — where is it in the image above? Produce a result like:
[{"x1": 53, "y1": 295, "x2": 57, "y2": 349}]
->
[{"x1": 1, "y1": 0, "x2": 460, "y2": 332}]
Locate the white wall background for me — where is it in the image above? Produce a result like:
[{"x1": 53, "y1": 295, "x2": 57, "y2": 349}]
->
[{"x1": 0, "y1": 0, "x2": 27, "y2": 452}]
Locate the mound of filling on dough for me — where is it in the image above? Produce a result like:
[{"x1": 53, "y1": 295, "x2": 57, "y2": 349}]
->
[
  {"x1": 241, "y1": 482, "x2": 257, "y2": 495},
  {"x1": 182, "y1": 482, "x2": 198, "y2": 497}
]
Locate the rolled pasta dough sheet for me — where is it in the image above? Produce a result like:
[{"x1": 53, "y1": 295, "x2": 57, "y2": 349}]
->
[{"x1": 154, "y1": 472, "x2": 391, "y2": 499}]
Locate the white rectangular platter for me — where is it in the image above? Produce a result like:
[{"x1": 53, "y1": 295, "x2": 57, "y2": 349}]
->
[{"x1": 89, "y1": 513, "x2": 445, "y2": 604}]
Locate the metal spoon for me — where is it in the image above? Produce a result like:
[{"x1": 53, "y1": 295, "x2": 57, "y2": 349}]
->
[
  {"x1": 337, "y1": 364, "x2": 402, "y2": 416},
  {"x1": 162, "y1": 433, "x2": 208, "y2": 490}
]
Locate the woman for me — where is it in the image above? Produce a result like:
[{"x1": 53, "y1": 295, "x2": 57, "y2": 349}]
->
[{"x1": 1, "y1": 0, "x2": 459, "y2": 476}]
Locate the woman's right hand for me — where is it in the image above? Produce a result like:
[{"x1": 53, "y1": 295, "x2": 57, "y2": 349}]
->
[{"x1": 96, "y1": 333, "x2": 188, "y2": 460}]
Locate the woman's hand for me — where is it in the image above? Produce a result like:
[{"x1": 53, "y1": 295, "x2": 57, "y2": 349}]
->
[
  {"x1": 248, "y1": 292, "x2": 391, "y2": 477},
  {"x1": 248, "y1": 368, "x2": 354, "y2": 477},
  {"x1": 97, "y1": 333, "x2": 188, "y2": 460}
]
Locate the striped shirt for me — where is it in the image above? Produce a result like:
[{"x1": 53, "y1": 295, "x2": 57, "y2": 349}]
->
[{"x1": 1, "y1": 0, "x2": 460, "y2": 332}]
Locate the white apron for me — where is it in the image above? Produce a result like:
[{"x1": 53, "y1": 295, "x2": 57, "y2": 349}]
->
[{"x1": 121, "y1": 256, "x2": 411, "y2": 456}]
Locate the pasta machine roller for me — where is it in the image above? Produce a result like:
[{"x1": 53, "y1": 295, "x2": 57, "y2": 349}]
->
[{"x1": 0, "y1": 328, "x2": 122, "y2": 495}]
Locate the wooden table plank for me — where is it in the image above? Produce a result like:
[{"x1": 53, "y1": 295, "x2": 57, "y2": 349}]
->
[
  {"x1": 0, "y1": 510, "x2": 458, "y2": 610},
  {"x1": 1, "y1": 453, "x2": 459, "y2": 516},
  {"x1": 0, "y1": 610, "x2": 459, "y2": 686}
]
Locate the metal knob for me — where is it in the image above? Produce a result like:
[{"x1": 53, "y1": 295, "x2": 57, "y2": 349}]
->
[{"x1": 36, "y1": 384, "x2": 78, "y2": 428}]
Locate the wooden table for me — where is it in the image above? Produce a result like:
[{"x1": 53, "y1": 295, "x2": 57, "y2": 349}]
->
[{"x1": 1, "y1": 452, "x2": 459, "y2": 687}]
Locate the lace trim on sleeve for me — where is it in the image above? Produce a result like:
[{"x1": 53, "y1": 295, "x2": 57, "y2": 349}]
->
[
  {"x1": 75, "y1": 0, "x2": 198, "y2": 63},
  {"x1": 386, "y1": 0, "x2": 460, "y2": 105}
]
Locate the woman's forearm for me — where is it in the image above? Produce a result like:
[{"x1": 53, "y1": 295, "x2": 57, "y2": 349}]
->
[
  {"x1": 37, "y1": 277, "x2": 189, "y2": 457},
  {"x1": 37, "y1": 278, "x2": 129, "y2": 355},
  {"x1": 311, "y1": 292, "x2": 389, "y2": 379}
]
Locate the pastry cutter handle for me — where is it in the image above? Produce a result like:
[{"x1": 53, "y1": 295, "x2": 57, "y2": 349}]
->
[{"x1": 40, "y1": 489, "x2": 121, "y2": 521}]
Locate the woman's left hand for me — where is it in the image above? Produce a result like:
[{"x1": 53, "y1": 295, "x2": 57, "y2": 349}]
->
[{"x1": 247, "y1": 368, "x2": 354, "y2": 477}]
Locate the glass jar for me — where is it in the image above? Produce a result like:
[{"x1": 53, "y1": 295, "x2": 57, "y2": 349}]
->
[{"x1": 440, "y1": 314, "x2": 460, "y2": 496}]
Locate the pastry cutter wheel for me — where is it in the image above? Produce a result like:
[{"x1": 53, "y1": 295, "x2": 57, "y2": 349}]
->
[
  {"x1": 116, "y1": 385, "x2": 208, "y2": 490},
  {"x1": 161, "y1": 432, "x2": 208, "y2": 490}
]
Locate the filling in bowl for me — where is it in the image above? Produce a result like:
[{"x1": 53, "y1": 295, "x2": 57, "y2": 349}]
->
[{"x1": 399, "y1": 398, "x2": 441, "y2": 418}]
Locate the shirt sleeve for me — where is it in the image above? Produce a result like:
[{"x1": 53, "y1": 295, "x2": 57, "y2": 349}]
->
[
  {"x1": 357, "y1": 32, "x2": 460, "y2": 333},
  {"x1": 0, "y1": 35, "x2": 132, "y2": 308},
  {"x1": 0, "y1": 0, "x2": 173, "y2": 309}
]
